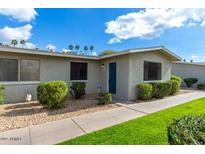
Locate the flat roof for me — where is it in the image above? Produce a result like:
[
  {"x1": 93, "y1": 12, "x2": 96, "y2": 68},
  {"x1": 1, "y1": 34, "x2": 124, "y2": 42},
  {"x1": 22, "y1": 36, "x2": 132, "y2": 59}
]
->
[
  {"x1": 173, "y1": 61, "x2": 205, "y2": 66},
  {"x1": 0, "y1": 46, "x2": 98, "y2": 60},
  {"x1": 0, "y1": 45, "x2": 181, "y2": 61}
]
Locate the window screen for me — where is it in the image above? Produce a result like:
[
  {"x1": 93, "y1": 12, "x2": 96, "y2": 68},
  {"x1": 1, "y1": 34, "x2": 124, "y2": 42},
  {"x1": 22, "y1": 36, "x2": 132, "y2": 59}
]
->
[
  {"x1": 0, "y1": 58, "x2": 18, "y2": 81},
  {"x1": 144, "y1": 61, "x2": 162, "y2": 81},
  {"x1": 70, "y1": 62, "x2": 87, "y2": 80},
  {"x1": 20, "y1": 59, "x2": 40, "y2": 81}
]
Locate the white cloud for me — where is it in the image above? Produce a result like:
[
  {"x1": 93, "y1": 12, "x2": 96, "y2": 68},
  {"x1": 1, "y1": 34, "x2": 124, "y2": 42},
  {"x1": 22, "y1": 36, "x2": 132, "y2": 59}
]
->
[
  {"x1": 191, "y1": 55, "x2": 199, "y2": 59},
  {"x1": 108, "y1": 37, "x2": 121, "y2": 44},
  {"x1": 91, "y1": 51, "x2": 97, "y2": 56},
  {"x1": 0, "y1": 24, "x2": 32, "y2": 42},
  {"x1": 15, "y1": 42, "x2": 36, "y2": 49},
  {"x1": 105, "y1": 8, "x2": 205, "y2": 43},
  {"x1": 46, "y1": 44, "x2": 56, "y2": 50},
  {"x1": 0, "y1": 8, "x2": 37, "y2": 22}
]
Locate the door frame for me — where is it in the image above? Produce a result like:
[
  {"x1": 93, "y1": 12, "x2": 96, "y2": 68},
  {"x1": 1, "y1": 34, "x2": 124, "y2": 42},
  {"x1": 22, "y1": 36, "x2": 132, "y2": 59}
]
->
[{"x1": 108, "y1": 62, "x2": 117, "y2": 94}]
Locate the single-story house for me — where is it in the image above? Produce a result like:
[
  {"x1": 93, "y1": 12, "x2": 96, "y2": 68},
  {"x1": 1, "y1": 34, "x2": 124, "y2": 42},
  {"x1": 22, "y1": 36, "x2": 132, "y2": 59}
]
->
[
  {"x1": 0, "y1": 45, "x2": 181, "y2": 103},
  {"x1": 172, "y1": 62, "x2": 205, "y2": 86}
]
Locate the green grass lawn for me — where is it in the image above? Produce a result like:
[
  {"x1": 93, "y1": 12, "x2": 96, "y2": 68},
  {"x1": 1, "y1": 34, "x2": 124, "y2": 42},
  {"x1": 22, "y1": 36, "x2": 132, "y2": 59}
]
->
[{"x1": 59, "y1": 97, "x2": 205, "y2": 145}]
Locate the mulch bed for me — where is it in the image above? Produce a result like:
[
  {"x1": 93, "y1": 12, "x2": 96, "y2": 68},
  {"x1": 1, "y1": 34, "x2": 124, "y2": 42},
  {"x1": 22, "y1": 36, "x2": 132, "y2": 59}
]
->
[{"x1": 0, "y1": 94, "x2": 120, "y2": 132}]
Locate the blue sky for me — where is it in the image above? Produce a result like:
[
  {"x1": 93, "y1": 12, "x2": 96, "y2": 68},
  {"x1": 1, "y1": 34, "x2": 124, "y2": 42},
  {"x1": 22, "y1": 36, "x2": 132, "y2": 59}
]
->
[{"x1": 0, "y1": 8, "x2": 205, "y2": 61}]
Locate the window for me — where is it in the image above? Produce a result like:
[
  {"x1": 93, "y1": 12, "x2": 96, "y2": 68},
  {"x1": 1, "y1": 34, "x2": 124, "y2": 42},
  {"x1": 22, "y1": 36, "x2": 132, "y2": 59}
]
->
[
  {"x1": 144, "y1": 61, "x2": 162, "y2": 81},
  {"x1": 20, "y1": 59, "x2": 40, "y2": 81},
  {"x1": 0, "y1": 58, "x2": 40, "y2": 82},
  {"x1": 70, "y1": 62, "x2": 87, "y2": 80},
  {"x1": 0, "y1": 58, "x2": 18, "y2": 81}
]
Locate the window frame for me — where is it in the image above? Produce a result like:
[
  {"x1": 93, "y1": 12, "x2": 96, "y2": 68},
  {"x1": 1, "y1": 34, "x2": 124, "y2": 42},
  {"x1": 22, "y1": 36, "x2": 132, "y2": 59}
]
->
[
  {"x1": 0, "y1": 57, "x2": 40, "y2": 83},
  {"x1": 20, "y1": 58, "x2": 40, "y2": 82},
  {"x1": 70, "y1": 62, "x2": 88, "y2": 81},
  {"x1": 0, "y1": 58, "x2": 19, "y2": 82},
  {"x1": 143, "y1": 61, "x2": 162, "y2": 81}
]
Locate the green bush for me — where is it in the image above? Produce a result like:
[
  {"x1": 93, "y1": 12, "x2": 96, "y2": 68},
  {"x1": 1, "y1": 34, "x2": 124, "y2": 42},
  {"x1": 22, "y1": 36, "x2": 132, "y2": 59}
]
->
[
  {"x1": 70, "y1": 82, "x2": 86, "y2": 99},
  {"x1": 184, "y1": 78, "x2": 198, "y2": 87},
  {"x1": 137, "y1": 83, "x2": 153, "y2": 100},
  {"x1": 169, "y1": 80, "x2": 180, "y2": 95},
  {"x1": 153, "y1": 82, "x2": 172, "y2": 98},
  {"x1": 37, "y1": 80, "x2": 68, "y2": 109},
  {"x1": 0, "y1": 85, "x2": 5, "y2": 105},
  {"x1": 97, "y1": 92, "x2": 112, "y2": 105},
  {"x1": 197, "y1": 83, "x2": 205, "y2": 90},
  {"x1": 171, "y1": 75, "x2": 182, "y2": 82},
  {"x1": 167, "y1": 115, "x2": 205, "y2": 145}
]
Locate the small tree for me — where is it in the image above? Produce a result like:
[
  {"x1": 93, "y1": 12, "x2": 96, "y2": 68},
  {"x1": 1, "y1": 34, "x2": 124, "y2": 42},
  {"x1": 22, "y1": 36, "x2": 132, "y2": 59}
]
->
[
  {"x1": 20, "y1": 40, "x2": 26, "y2": 48},
  {"x1": 68, "y1": 44, "x2": 74, "y2": 52},
  {"x1": 90, "y1": 45, "x2": 94, "y2": 55},
  {"x1": 84, "y1": 46, "x2": 88, "y2": 55},
  {"x1": 11, "y1": 39, "x2": 18, "y2": 47},
  {"x1": 99, "y1": 50, "x2": 115, "y2": 56},
  {"x1": 75, "y1": 45, "x2": 80, "y2": 53}
]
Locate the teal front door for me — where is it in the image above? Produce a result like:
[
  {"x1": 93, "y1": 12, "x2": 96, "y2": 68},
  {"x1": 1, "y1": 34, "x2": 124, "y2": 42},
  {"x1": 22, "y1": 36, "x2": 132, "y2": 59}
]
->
[{"x1": 109, "y1": 62, "x2": 116, "y2": 94}]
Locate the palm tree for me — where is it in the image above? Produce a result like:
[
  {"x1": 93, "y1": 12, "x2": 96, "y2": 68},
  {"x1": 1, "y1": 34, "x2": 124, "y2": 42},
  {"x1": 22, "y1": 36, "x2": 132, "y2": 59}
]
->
[
  {"x1": 84, "y1": 46, "x2": 88, "y2": 55},
  {"x1": 75, "y1": 45, "x2": 80, "y2": 54},
  {"x1": 11, "y1": 39, "x2": 18, "y2": 47},
  {"x1": 20, "y1": 40, "x2": 26, "y2": 48},
  {"x1": 90, "y1": 45, "x2": 94, "y2": 56},
  {"x1": 68, "y1": 44, "x2": 74, "y2": 52}
]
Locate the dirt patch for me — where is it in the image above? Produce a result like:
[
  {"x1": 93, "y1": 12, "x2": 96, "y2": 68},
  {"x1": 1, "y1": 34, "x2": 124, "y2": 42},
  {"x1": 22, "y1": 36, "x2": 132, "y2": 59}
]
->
[{"x1": 0, "y1": 94, "x2": 120, "y2": 132}]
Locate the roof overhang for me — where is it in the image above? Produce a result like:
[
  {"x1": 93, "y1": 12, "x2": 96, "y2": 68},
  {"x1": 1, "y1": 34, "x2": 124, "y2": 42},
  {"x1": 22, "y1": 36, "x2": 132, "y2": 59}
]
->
[
  {"x1": 0, "y1": 46, "x2": 98, "y2": 60},
  {"x1": 98, "y1": 46, "x2": 182, "y2": 61},
  {"x1": 0, "y1": 46, "x2": 181, "y2": 62}
]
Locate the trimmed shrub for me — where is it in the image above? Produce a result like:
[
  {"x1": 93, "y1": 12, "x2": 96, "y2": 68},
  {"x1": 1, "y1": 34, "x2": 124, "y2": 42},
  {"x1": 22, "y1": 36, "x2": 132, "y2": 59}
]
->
[
  {"x1": 184, "y1": 78, "x2": 198, "y2": 87},
  {"x1": 37, "y1": 82, "x2": 48, "y2": 105},
  {"x1": 70, "y1": 82, "x2": 86, "y2": 99},
  {"x1": 171, "y1": 75, "x2": 182, "y2": 82},
  {"x1": 97, "y1": 92, "x2": 112, "y2": 105},
  {"x1": 37, "y1": 80, "x2": 68, "y2": 109},
  {"x1": 137, "y1": 83, "x2": 153, "y2": 100},
  {"x1": 197, "y1": 83, "x2": 205, "y2": 90},
  {"x1": 0, "y1": 85, "x2": 4, "y2": 105},
  {"x1": 169, "y1": 80, "x2": 180, "y2": 95},
  {"x1": 167, "y1": 115, "x2": 205, "y2": 145},
  {"x1": 153, "y1": 82, "x2": 172, "y2": 98}
]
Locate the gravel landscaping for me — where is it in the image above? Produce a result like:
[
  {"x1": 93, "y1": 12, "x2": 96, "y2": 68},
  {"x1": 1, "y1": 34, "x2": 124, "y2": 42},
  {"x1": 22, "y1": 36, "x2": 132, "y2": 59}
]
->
[{"x1": 0, "y1": 94, "x2": 120, "y2": 132}]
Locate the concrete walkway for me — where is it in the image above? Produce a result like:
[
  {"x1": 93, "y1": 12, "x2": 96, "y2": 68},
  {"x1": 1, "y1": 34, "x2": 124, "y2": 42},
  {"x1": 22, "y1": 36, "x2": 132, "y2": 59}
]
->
[{"x1": 1, "y1": 91, "x2": 205, "y2": 145}]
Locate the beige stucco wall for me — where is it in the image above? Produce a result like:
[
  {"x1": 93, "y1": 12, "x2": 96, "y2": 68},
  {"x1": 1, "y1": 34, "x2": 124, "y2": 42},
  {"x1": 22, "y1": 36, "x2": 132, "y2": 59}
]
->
[
  {"x1": 172, "y1": 63, "x2": 205, "y2": 87},
  {"x1": 128, "y1": 51, "x2": 172, "y2": 100},
  {"x1": 99, "y1": 55, "x2": 130, "y2": 100},
  {"x1": 0, "y1": 52, "x2": 100, "y2": 103}
]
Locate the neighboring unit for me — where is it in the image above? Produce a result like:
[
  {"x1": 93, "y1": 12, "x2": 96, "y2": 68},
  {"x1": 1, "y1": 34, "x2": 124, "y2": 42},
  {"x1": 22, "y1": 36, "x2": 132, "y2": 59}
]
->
[
  {"x1": 0, "y1": 46, "x2": 181, "y2": 103},
  {"x1": 172, "y1": 62, "x2": 205, "y2": 86}
]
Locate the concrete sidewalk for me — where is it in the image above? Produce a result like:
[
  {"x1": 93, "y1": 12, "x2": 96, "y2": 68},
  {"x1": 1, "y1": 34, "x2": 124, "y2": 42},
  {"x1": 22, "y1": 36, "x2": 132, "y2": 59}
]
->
[{"x1": 0, "y1": 91, "x2": 205, "y2": 145}]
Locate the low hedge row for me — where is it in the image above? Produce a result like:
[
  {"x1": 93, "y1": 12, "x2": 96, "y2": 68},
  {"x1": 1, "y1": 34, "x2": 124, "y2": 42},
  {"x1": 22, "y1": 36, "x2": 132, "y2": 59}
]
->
[
  {"x1": 167, "y1": 115, "x2": 205, "y2": 145},
  {"x1": 137, "y1": 75, "x2": 181, "y2": 100},
  {"x1": 197, "y1": 83, "x2": 205, "y2": 90},
  {"x1": 37, "y1": 80, "x2": 68, "y2": 109}
]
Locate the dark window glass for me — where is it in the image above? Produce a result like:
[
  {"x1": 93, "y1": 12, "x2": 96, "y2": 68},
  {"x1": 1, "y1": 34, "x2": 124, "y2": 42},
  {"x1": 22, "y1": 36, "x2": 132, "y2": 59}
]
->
[
  {"x1": 70, "y1": 62, "x2": 88, "y2": 80},
  {"x1": 20, "y1": 59, "x2": 40, "y2": 81},
  {"x1": 144, "y1": 61, "x2": 162, "y2": 81},
  {"x1": 0, "y1": 58, "x2": 18, "y2": 81}
]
